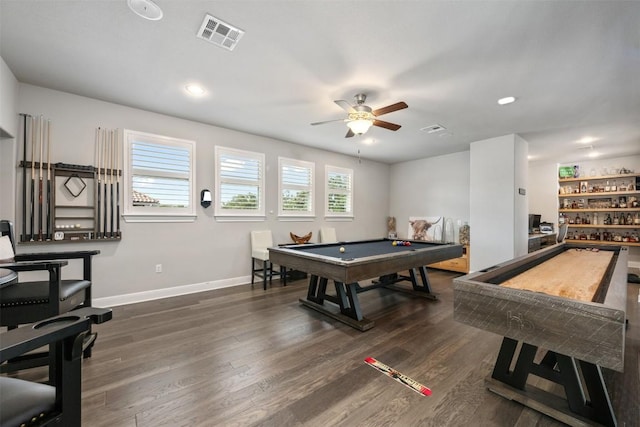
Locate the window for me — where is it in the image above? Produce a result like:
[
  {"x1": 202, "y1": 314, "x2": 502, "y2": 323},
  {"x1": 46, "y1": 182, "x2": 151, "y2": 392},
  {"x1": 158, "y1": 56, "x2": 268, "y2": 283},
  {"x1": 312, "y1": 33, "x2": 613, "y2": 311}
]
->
[
  {"x1": 215, "y1": 146, "x2": 265, "y2": 217},
  {"x1": 278, "y1": 158, "x2": 315, "y2": 217},
  {"x1": 123, "y1": 129, "x2": 196, "y2": 222},
  {"x1": 325, "y1": 165, "x2": 353, "y2": 218}
]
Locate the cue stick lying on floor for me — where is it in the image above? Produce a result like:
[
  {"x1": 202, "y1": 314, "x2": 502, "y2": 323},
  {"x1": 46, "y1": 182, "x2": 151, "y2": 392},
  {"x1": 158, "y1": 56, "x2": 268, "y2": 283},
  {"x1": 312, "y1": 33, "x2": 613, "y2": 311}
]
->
[{"x1": 364, "y1": 357, "x2": 432, "y2": 396}]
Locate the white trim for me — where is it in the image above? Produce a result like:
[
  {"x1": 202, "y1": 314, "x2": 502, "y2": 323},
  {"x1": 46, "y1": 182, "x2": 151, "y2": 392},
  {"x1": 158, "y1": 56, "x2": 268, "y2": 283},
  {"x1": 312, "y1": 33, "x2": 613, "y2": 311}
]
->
[
  {"x1": 278, "y1": 216, "x2": 315, "y2": 222},
  {"x1": 278, "y1": 157, "x2": 315, "y2": 217},
  {"x1": 215, "y1": 146, "x2": 265, "y2": 217},
  {"x1": 123, "y1": 129, "x2": 196, "y2": 220},
  {"x1": 94, "y1": 275, "x2": 251, "y2": 307},
  {"x1": 123, "y1": 214, "x2": 196, "y2": 223},
  {"x1": 215, "y1": 216, "x2": 266, "y2": 222},
  {"x1": 325, "y1": 164, "x2": 354, "y2": 217},
  {"x1": 629, "y1": 260, "x2": 640, "y2": 269}
]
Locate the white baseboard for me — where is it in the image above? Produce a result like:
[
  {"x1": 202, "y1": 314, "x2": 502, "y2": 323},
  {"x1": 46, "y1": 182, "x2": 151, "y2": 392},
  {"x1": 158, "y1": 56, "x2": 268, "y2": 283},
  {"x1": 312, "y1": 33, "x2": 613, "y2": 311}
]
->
[
  {"x1": 629, "y1": 261, "x2": 640, "y2": 270},
  {"x1": 94, "y1": 275, "x2": 252, "y2": 307}
]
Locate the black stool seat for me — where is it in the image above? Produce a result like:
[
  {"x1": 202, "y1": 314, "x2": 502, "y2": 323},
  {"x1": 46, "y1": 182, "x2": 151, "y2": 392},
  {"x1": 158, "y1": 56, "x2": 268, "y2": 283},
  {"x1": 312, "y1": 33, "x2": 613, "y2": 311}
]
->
[
  {"x1": 0, "y1": 376, "x2": 55, "y2": 426},
  {"x1": 0, "y1": 280, "x2": 90, "y2": 306}
]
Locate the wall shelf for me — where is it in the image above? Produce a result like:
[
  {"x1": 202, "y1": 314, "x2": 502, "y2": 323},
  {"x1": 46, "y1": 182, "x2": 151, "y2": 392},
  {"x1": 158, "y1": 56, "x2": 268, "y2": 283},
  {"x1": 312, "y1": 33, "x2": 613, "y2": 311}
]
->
[{"x1": 558, "y1": 171, "x2": 639, "y2": 245}]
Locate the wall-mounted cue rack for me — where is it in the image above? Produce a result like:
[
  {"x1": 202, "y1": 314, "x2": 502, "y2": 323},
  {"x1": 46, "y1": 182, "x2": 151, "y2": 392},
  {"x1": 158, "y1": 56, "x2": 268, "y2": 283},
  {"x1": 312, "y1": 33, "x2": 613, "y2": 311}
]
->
[{"x1": 17, "y1": 115, "x2": 122, "y2": 244}]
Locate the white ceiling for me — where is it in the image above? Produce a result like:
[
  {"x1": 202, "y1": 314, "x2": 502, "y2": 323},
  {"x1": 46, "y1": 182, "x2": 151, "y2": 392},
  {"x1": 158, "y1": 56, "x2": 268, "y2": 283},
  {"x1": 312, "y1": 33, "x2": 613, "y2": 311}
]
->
[{"x1": 1, "y1": 0, "x2": 639, "y2": 165}]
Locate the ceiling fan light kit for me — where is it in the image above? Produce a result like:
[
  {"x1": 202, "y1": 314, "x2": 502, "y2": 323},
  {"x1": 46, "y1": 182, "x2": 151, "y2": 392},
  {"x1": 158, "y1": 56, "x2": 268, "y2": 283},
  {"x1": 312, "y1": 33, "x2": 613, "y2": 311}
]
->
[{"x1": 312, "y1": 93, "x2": 408, "y2": 138}]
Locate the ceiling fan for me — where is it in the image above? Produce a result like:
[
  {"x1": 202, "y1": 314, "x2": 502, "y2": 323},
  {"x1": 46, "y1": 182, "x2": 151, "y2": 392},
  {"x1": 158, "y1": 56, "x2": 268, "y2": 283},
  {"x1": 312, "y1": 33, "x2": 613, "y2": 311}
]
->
[{"x1": 311, "y1": 93, "x2": 408, "y2": 138}]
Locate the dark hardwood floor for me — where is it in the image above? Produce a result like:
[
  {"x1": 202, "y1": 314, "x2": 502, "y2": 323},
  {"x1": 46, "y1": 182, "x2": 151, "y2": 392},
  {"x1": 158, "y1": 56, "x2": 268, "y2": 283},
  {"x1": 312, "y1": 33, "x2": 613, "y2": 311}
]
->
[{"x1": 12, "y1": 269, "x2": 640, "y2": 426}]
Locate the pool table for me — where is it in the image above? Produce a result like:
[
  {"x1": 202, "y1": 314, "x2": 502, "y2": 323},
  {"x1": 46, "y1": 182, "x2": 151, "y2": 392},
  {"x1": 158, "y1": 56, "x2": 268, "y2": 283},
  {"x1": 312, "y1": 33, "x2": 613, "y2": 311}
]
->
[
  {"x1": 454, "y1": 242, "x2": 628, "y2": 427},
  {"x1": 269, "y1": 238, "x2": 463, "y2": 331}
]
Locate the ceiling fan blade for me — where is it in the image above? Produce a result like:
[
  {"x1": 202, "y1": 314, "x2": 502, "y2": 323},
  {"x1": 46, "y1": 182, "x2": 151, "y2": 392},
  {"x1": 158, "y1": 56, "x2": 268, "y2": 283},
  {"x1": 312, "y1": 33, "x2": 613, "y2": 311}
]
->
[
  {"x1": 335, "y1": 99, "x2": 355, "y2": 113},
  {"x1": 345, "y1": 128, "x2": 355, "y2": 138},
  {"x1": 311, "y1": 118, "x2": 347, "y2": 126},
  {"x1": 372, "y1": 101, "x2": 408, "y2": 116},
  {"x1": 373, "y1": 119, "x2": 401, "y2": 131}
]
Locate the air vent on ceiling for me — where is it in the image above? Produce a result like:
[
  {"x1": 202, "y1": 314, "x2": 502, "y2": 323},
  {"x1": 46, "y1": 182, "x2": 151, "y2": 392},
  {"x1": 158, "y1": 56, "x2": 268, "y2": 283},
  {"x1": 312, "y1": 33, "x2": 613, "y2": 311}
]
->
[
  {"x1": 196, "y1": 14, "x2": 244, "y2": 51},
  {"x1": 420, "y1": 124, "x2": 447, "y2": 134}
]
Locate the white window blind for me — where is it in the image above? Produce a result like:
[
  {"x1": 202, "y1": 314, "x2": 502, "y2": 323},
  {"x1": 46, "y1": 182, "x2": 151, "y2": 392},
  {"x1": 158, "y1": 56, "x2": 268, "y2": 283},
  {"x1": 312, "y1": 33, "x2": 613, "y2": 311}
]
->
[
  {"x1": 325, "y1": 165, "x2": 353, "y2": 217},
  {"x1": 123, "y1": 129, "x2": 196, "y2": 221},
  {"x1": 279, "y1": 157, "x2": 314, "y2": 217},
  {"x1": 215, "y1": 146, "x2": 265, "y2": 217}
]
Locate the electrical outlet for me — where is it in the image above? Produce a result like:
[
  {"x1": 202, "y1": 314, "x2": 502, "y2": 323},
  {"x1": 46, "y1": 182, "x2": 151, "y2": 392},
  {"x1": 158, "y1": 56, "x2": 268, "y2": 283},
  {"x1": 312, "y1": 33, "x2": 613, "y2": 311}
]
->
[{"x1": 155, "y1": 264, "x2": 162, "y2": 273}]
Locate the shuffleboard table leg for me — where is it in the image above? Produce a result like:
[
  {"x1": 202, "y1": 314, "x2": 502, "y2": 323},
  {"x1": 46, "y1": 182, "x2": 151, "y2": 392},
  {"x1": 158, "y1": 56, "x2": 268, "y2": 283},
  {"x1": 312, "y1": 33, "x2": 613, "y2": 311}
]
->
[{"x1": 488, "y1": 337, "x2": 617, "y2": 427}]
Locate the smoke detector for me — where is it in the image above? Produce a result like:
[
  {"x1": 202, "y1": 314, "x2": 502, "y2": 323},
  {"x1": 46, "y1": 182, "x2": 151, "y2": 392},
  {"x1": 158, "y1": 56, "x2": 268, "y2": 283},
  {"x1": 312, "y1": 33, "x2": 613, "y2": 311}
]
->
[
  {"x1": 197, "y1": 14, "x2": 244, "y2": 51},
  {"x1": 127, "y1": 0, "x2": 163, "y2": 21}
]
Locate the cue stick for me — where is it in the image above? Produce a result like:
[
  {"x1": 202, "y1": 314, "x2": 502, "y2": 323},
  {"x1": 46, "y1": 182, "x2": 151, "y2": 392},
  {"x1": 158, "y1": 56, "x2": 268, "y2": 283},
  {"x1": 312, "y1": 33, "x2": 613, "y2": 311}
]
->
[
  {"x1": 29, "y1": 116, "x2": 36, "y2": 241},
  {"x1": 96, "y1": 128, "x2": 101, "y2": 238},
  {"x1": 115, "y1": 130, "x2": 120, "y2": 238},
  {"x1": 110, "y1": 130, "x2": 115, "y2": 238},
  {"x1": 38, "y1": 115, "x2": 44, "y2": 241},
  {"x1": 45, "y1": 120, "x2": 52, "y2": 240},
  {"x1": 20, "y1": 113, "x2": 28, "y2": 242},
  {"x1": 103, "y1": 129, "x2": 108, "y2": 238}
]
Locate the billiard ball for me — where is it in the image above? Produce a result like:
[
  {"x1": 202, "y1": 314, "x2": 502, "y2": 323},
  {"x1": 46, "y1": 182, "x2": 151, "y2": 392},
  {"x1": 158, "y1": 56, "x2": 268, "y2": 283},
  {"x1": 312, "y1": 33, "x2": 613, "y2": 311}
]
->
[
  {"x1": 392, "y1": 241, "x2": 397, "y2": 246},
  {"x1": 339, "y1": 246, "x2": 345, "y2": 253}
]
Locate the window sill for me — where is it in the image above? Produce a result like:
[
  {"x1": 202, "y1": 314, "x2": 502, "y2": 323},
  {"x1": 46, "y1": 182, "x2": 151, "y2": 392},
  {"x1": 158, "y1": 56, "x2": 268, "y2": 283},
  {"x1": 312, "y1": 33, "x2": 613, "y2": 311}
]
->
[
  {"x1": 323, "y1": 216, "x2": 354, "y2": 222},
  {"x1": 123, "y1": 214, "x2": 196, "y2": 223}
]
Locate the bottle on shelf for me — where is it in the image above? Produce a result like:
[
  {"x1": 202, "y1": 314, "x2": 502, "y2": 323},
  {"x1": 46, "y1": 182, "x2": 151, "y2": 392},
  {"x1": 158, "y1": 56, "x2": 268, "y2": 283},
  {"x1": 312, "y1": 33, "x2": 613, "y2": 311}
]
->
[
  {"x1": 611, "y1": 180, "x2": 617, "y2": 192},
  {"x1": 593, "y1": 212, "x2": 598, "y2": 225},
  {"x1": 585, "y1": 214, "x2": 591, "y2": 224},
  {"x1": 575, "y1": 214, "x2": 581, "y2": 224},
  {"x1": 613, "y1": 214, "x2": 619, "y2": 225},
  {"x1": 605, "y1": 181, "x2": 611, "y2": 192}
]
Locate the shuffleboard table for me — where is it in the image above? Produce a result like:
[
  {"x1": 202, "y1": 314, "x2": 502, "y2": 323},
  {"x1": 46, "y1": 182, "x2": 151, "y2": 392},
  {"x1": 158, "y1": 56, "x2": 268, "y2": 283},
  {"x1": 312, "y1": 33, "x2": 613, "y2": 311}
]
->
[
  {"x1": 454, "y1": 243, "x2": 628, "y2": 427},
  {"x1": 269, "y1": 238, "x2": 463, "y2": 331}
]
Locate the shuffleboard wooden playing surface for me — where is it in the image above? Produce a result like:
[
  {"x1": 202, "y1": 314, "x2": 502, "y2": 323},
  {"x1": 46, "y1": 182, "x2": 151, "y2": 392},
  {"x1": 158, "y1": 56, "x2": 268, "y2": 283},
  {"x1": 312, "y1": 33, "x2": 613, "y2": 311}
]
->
[{"x1": 500, "y1": 248, "x2": 614, "y2": 302}]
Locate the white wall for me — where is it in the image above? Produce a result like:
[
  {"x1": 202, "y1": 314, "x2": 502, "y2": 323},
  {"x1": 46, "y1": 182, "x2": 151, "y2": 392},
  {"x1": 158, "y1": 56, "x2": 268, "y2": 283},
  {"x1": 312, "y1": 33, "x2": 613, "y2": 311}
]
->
[
  {"x1": 388, "y1": 151, "x2": 470, "y2": 241},
  {"x1": 13, "y1": 84, "x2": 390, "y2": 303},
  {"x1": 527, "y1": 162, "x2": 558, "y2": 227},
  {"x1": 469, "y1": 134, "x2": 528, "y2": 271},
  {"x1": 0, "y1": 56, "x2": 18, "y2": 221},
  {"x1": 513, "y1": 134, "x2": 528, "y2": 256}
]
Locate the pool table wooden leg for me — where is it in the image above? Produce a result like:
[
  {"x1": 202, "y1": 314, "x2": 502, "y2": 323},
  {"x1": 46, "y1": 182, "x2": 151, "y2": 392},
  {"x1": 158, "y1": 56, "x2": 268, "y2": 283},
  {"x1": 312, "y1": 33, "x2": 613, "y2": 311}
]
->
[{"x1": 299, "y1": 275, "x2": 373, "y2": 331}]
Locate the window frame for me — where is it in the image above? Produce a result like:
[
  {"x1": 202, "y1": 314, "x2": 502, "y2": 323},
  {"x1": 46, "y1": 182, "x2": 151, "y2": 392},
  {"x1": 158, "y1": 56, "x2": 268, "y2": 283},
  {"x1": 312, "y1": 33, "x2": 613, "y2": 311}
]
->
[
  {"x1": 278, "y1": 157, "x2": 315, "y2": 219},
  {"x1": 325, "y1": 165, "x2": 354, "y2": 218},
  {"x1": 122, "y1": 129, "x2": 196, "y2": 223},
  {"x1": 214, "y1": 146, "x2": 265, "y2": 218}
]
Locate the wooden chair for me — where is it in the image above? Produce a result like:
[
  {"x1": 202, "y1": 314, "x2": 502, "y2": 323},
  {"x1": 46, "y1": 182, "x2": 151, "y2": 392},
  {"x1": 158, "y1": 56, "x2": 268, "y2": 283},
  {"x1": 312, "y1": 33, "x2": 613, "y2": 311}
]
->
[
  {"x1": 250, "y1": 230, "x2": 281, "y2": 290},
  {"x1": 0, "y1": 307, "x2": 112, "y2": 427},
  {"x1": 0, "y1": 220, "x2": 100, "y2": 373},
  {"x1": 320, "y1": 227, "x2": 337, "y2": 243}
]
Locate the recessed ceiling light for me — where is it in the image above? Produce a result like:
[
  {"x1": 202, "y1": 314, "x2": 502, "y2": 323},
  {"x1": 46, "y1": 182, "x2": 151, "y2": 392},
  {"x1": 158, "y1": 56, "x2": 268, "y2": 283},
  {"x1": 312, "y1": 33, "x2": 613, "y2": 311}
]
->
[
  {"x1": 587, "y1": 150, "x2": 600, "y2": 158},
  {"x1": 578, "y1": 136, "x2": 597, "y2": 144},
  {"x1": 185, "y1": 84, "x2": 206, "y2": 96},
  {"x1": 128, "y1": 0, "x2": 163, "y2": 21},
  {"x1": 497, "y1": 96, "x2": 516, "y2": 105}
]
